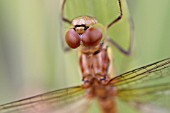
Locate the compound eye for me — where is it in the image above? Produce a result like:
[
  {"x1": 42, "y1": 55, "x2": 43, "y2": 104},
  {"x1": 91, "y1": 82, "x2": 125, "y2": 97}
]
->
[
  {"x1": 65, "y1": 29, "x2": 81, "y2": 49},
  {"x1": 81, "y1": 27, "x2": 102, "y2": 47}
]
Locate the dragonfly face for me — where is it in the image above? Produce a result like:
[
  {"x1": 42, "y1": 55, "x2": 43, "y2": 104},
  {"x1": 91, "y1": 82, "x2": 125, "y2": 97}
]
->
[{"x1": 65, "y1": 16, "x2": 103, "y2": 48}]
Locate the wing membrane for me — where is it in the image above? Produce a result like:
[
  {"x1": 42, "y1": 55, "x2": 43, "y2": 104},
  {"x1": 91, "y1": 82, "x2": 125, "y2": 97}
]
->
[
  {"x1": 109, "y1": 58, "x2": 170, "y2": 87},
  {"x1": 118, "y1": 83, "x2": 170, "y2": 112},
  {"x1": 0, "y1": 85, "x2": 87, "y2": 113},
  {"x1": 108, "y1": 58, "x2": 170, "y2": 111}
]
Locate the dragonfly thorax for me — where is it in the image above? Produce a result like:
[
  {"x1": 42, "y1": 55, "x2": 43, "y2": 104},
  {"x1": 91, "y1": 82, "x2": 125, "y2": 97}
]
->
[{"x1": 80, "y1": 42, "x2": 110, "y2": 88}]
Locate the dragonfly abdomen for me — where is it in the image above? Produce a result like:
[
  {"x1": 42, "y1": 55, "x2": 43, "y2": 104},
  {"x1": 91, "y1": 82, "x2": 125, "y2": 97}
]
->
[{"x1": 98, "y1": 94, "x2": 116, "y2": 113}]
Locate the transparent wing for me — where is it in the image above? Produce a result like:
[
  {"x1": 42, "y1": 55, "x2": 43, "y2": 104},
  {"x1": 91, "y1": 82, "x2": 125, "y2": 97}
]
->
[
  {"x1": 0, "y1": 85, "x2": 90, "y2": 113},
  {"x1": 108, "y1": 58, "x2": 170, "y2": 112}
]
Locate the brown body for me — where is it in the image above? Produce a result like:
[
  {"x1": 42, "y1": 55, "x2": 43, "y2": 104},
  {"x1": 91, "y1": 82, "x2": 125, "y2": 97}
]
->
[
  {"x1": 65, "y1": 16, "x2": 116, "y2": 113},
  {"x1": 80, "y1": 43, "x2": 116, "y2": 113}
]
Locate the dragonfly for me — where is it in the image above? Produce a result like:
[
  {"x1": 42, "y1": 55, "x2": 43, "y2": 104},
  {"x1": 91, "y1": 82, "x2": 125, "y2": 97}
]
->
[{"x1": 0, "y1": 0, "x2": 170, "y2": 113}]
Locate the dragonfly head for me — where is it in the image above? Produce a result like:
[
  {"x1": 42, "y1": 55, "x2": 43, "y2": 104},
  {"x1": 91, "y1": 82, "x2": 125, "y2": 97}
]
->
[
  {"x1": 72, "y1": 16, "x2": 97, "y2": 34},
  {"x1": 65, "y1": 16, "x2": 104, "y2": 49}
]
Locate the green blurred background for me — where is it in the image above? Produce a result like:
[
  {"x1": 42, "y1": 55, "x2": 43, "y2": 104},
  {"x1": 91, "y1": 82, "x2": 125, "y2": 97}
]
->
[{"x1": 0, "y1": 0, "x2": 169, "y2": 113}]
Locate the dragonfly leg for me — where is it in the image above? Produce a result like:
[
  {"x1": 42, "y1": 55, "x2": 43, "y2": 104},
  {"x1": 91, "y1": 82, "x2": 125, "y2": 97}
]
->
[
  {"x1": 61, "y1": 0, "x2": 72, "y2": 24},
  {"x1": 106, "y1": 36, "x2": 133, "y2": 55},
  {"x1": 60, "y1": 0, "x2": 73, "y2": 52},
  {"x1": 106, "y1": 0, "x2": 134, "y2": 55},
  {"x1": 107, "y1": 18, "x2": 134, "y2": 55},
  {"x1": 107, "y1": 17, "x2": 134, "y2": 55},
  {"x1": 107, "y1": 0, "x2": 122, "y2": 28}
]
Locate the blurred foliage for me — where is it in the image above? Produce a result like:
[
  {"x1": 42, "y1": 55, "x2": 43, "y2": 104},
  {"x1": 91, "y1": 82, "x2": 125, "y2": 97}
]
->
[{"x1": 0, "y1": 0, "x2": 170, "y2": 113}]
